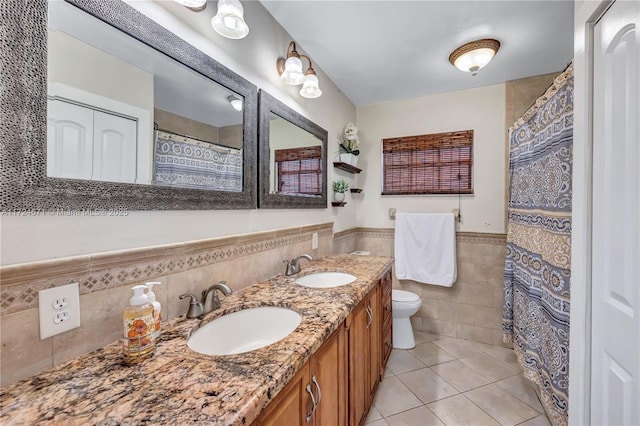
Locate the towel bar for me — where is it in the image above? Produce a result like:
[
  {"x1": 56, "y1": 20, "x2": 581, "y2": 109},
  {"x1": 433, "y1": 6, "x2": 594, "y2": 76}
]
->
[{"x1": 389, "y1": 208, "x2": 460, "y2": 222}]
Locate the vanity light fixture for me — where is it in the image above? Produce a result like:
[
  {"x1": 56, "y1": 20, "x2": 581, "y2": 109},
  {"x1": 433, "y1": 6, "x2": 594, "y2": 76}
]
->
[
  {"x1": 277, "y1": 41, "x2": 322, "y2": 98},
  {"x1": 211, "y1": 0, "x2": 249, "y2": 40},
  {"x1": 449, "y1": 38, "x2": 500, "y2": 76},
  {"x1": 173, "y1": 0, "x2": 207, "y2": 12},
  {"x1": 228, "y1": 94, "x2": 243, "y2": 111}
]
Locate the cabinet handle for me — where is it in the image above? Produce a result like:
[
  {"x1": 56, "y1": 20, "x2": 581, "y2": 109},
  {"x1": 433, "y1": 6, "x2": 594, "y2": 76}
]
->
[
  {"x1": 305, "y1": 383, "x2": 317, "y2": 423},
  {"x1": 365, "y1": 306, "x2": 373, "y2": 328},
  {"x1": 312, "y1": 375, "x2": 322, "y2": 405}
]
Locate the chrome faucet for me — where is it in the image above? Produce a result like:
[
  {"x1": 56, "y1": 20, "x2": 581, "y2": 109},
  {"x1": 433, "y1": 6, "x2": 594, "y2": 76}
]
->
[
  {"x1": 284, "y1": 254, "x2": 313, "y2": 276},
  {"x1": 201, "y1": 281, "x2": 232, "y2": 313},
  {"x1": 179, "y1": 281, "x2": 233, "y2": 319}
]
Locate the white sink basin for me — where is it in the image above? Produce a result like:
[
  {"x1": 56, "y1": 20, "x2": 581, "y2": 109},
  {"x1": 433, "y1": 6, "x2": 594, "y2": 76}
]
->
[
  {"x1": 187, "y1": 307, "x2": 301, "y2": 355},
  {"x1": 294, "y1": 272, "x2": 357, "y2": 288}
]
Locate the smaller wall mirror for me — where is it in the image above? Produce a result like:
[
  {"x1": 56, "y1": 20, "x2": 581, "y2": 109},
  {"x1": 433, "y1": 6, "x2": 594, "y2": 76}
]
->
[{"x1": 258, "y1": 90, "x2": 327, "y2": 209}]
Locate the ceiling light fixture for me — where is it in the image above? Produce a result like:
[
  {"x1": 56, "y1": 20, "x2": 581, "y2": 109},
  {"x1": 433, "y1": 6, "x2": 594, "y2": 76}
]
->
[
  {"x1": 173, "y1": 0, "x2": 207, "y2": 12},
  {"x1": 228, "y1": 94, "x2": 243, "y2": 111},
  {"x1": 277, "y1": 41, "x2": 322, "y2": 98},
  {"x1": 449, "y1": 38, "x2": 500, "y2": 76},
  {"x1": 211, "y1": 0, "x2": 249, "y2": 40}
]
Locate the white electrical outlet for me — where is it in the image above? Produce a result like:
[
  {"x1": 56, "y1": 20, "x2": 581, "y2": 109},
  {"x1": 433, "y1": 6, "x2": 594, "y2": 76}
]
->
[
  {"x1": 312, "y1": 232, "x2": 318, "y2": 250},
  {"x1": 39, "y1": 283, "x2": 80, "y2": 339}
]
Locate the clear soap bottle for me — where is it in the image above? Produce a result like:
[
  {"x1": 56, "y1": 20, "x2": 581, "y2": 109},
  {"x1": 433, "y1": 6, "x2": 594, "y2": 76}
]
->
[{"x1": 123, "y1": 285, "x2": 155, "y2": 362}]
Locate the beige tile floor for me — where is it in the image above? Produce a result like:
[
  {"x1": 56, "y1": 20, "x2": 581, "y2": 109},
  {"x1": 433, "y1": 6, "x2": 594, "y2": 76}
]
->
[{"x1": 367, "y1": 331, "x2": 551, "y2": 426}]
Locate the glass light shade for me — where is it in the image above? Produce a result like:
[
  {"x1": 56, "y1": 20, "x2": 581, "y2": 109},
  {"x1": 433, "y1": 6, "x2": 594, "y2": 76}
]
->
[
  {"x1": 299, "y1": 74, "x2": 322, "y2": 98},
  {"x1": 453, "y1": 48, "x2": 496, "y2": 75},
  {"x1": 174, "y1": 0, "x2": 207, "y2": 8},
  {"x1": 211, "y1": 0, "x2": 249, "y2": 40},
  {"x1": 228, "y1": 95, "x2": 243, "y2": 111},
  {"x1": 280, "y1": 56, "x2": 305, "y2": 85}
]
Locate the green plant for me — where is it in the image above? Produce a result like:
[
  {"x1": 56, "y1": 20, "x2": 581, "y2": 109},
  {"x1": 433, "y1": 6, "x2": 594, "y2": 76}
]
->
[{"x1": 332, "y1": 179, "x2": 349, "y2": 193}]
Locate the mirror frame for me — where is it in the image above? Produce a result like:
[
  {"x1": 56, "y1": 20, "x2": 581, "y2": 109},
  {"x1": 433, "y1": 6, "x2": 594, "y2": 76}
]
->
[
  {"x1": 258, "y1": 90, "x2": 328, "y2": 209},
  {"x1": 0, "y1": 0, "x2": 257, "y2": 211}
]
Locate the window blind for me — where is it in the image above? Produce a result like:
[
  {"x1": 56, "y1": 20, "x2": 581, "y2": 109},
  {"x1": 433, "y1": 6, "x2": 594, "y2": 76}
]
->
[
  {"x1": 382, "y1": 130, "x2": 473, "y2": 195},
  {"x1": 275, "y1": 146, "x2": 322, "y2": 195}
]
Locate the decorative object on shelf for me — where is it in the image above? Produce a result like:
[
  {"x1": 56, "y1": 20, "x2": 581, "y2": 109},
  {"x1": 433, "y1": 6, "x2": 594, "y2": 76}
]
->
[
  {"x1": 333, "y1": 162, "x2": 362, "y2": 174},
  {"x1": 333, "y1": 178, "x2": 349, "y2": 203},
  {"x1": 276, "y1": 41, "x2": 322, "y2": 98},
  {"x1": 339, "y1": 122, "x2": 360, "y2": 165},
  {"x1": 449, "y1": 38, "x2": 500, "y2": 76},
  {"x1": 211, "y1": 0, "x2": 249, "y2": 39}
]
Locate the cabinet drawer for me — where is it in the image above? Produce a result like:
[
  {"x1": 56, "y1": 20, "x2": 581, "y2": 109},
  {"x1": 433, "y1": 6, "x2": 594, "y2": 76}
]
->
[
  {"x1": 382, "y1": 291, "x2": 392, "y2": 322},
  {"x1": 382, "y1": 322, "x2": 392, "y2": 370}
]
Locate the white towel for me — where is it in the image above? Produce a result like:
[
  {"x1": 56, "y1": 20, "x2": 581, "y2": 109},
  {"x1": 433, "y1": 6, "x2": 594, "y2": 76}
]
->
[{"x1": 394, "y1": 212, "x2": 457, "y2": 287}]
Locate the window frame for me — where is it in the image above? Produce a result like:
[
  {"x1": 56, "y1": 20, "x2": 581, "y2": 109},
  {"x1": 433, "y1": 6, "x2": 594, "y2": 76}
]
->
[{"x1": 274, "y1": 146, "x2": 323, "y2": 196}]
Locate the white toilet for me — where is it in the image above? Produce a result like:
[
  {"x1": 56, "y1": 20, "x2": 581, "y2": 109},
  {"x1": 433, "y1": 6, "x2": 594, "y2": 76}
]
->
[{"x1": 392, "y1": 289, "x2": 422, "y2": 349}]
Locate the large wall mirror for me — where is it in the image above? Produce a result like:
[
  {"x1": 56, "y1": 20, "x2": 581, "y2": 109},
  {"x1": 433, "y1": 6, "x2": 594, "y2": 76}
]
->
[
  {"x1": 0, "y1": 0, "x2": 257, "y2": 211},
  {"x1": 258, "y1": 91, "x2": 328, "y2": 209}
]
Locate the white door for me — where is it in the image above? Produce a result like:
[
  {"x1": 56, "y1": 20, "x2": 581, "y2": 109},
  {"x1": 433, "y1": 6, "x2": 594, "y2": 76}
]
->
[
  {"x1": 92, "y1": 110, "x2": 137, "y2": 183},
  {"x1": 47, "y1": 99, "x2": 93, "y2": 180},
  {"x1": 591, "y1": 1, "x2": 640, "y2": 424}
]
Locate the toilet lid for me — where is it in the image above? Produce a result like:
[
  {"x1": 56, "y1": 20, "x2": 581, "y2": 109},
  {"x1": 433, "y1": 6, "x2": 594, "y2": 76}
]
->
[{"x1": 392, "y1": 289, "x2": 420, "y2": 302}]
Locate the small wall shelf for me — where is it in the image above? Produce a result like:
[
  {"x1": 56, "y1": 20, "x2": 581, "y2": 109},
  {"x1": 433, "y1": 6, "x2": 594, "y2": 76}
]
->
[
  {"x1": 331, "y1": 202, "x2": 347, "y2": 207},
  {"x1": 350, "y1": 188, "x2": 363, "y2": 193},
  {"x1": 333, "y1": 162, "x2": 362, "y2": 174}
]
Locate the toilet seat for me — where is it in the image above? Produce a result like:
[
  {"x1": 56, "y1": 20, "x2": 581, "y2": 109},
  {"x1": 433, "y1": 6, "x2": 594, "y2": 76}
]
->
[{"x1": 392, "y1": 289, "x2": 420, "y2": 303}]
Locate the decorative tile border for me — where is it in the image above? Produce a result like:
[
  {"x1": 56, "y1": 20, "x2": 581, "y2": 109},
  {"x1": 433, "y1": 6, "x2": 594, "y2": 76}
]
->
[
  {"x1": 0, "y1": 222, "x2": 333, "y2": 315},
  {"x1": 356, "y1": 228, "x2": 507, "y2": 245}
]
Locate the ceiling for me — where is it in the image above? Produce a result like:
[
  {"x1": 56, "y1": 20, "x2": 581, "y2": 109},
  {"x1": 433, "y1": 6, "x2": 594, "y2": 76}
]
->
[{"x1": 260, "y1": 1, "x2": 574, "y2": 106}]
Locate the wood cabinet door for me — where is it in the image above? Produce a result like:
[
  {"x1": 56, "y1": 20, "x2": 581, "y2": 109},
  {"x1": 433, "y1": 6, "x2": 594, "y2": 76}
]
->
[
  {"x1": 367, "y1": 284, "x2": 381, "y2": 400},
  {"x1": 260, "y1": 364, "x2": 311, "y2": 426},
  {"x1": 348, "y1": 300, "x2": 369, "y2": 426},
  {"x1": 311, "y1": 324, "x2": 347, "y2": 426}
]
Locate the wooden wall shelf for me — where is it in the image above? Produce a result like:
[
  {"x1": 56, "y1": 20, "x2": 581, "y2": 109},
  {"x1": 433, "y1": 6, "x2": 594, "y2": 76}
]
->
[
  {"x1": 331, "y1": 202, "x2": 347, "y2": 207},
  {"x1": 350, "y1": 188, "x2": 363, "y2": 193},
  {"x1": 333, "y1": 162, "x2": 362, "y2": 174}
]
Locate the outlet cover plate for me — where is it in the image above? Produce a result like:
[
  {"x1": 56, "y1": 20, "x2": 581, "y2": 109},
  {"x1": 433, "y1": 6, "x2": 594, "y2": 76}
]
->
[
  {"x1": 39, "y1": 283, "x2": 81, "y2": 339},
  {"x1": 312, "y1": 232, "x2": 318, "y2": 250}
]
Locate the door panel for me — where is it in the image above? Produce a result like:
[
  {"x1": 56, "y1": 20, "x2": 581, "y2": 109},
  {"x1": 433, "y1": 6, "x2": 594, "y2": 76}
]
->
[
  {"x1": 93, "y1": 111, "x2": 137, "y2": 183},
  {"x1": 47, "y1": 99, "x2": 93, "y2": 179},
  {"x1": 592, "y1": 1, "x2": 640, "y2": 424}
]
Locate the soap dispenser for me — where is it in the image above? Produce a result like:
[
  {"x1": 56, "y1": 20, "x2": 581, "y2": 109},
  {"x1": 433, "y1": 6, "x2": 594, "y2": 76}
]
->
[
  {"x1": 123, "y1": 285, "x2": 155, "y2": 362},
  {"x1": 145, "y1": 282, "x2": 162, "y2": 338}
]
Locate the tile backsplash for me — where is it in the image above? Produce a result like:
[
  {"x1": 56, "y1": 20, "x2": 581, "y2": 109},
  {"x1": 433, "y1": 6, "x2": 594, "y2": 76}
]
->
[{"x1": 0, "y1": 224, "x2": 504, "y2": 387}]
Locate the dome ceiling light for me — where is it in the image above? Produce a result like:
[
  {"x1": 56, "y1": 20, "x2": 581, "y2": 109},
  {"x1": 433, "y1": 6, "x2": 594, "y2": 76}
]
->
[{"x1": 449, "y1": 38, "x2": 501, "y2": 76}]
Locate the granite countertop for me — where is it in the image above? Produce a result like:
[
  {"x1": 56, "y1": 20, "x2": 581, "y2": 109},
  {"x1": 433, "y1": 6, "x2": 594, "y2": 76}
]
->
[{"x1": 0, "y1": 254, "x2": 393, "y2": 425}]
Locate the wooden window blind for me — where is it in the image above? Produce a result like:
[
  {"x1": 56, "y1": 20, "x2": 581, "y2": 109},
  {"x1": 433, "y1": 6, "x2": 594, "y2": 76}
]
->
[
  {"x1": 275, "y1": 146, "x2": 322, "y2": 195},
  {"x1": 382, "y1": 130, "x2": 473, "y2": 195}
]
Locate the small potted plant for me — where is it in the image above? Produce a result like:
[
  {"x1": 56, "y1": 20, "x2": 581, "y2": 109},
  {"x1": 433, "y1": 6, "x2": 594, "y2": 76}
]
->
[
  {"x1": 332, "y1": 178, "x2": 349, "y2": 203},
  {"x1": 339, "y1": 122, "x2": 360, "y2": 166}
]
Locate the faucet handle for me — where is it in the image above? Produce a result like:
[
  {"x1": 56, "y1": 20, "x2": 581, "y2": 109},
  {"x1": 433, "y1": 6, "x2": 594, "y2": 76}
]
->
[{"x1": 179, "y1": 294, "x2": 204, "y2": 319}]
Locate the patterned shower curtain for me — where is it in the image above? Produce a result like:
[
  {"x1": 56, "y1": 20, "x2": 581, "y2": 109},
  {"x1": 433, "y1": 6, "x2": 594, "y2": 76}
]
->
[
  {"x1": 503, "y1": 63, "x2": 573, "y2": 426},
  {"x1": 154, "y1": 129, "x2": 243, "y2": 191}
]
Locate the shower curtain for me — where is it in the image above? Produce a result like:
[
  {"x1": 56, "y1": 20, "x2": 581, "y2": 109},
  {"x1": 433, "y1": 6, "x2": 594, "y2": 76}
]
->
[
  {"x1": 503, "y1": 63, "x2": 573, "y2": 426},
  {"x1": 154, "y1": 129, "x2": 243, "y2": 191}
]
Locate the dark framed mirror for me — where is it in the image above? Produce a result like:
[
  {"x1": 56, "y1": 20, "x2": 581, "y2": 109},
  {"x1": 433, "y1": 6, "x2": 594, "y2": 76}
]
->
[
  {"x1": 0, "y1": 0, "x2": 257, "y2": 211},
  {"x1": 258, "y1": 90, "x2": 327, "y2": 209}
]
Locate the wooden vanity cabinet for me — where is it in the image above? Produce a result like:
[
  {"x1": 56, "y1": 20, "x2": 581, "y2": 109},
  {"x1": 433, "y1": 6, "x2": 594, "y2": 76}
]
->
[
  {"x1": 258, "y1": 324, "x2": 347, "y2": 426},
  {"x1": 347, "y1": 267, "x2": 392, "y2": 426}
]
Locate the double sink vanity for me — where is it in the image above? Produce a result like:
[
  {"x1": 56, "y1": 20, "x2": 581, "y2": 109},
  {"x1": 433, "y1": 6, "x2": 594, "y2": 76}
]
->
[{"x1": 0, "y1": 254, "x2": 393, "y2": 425}]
